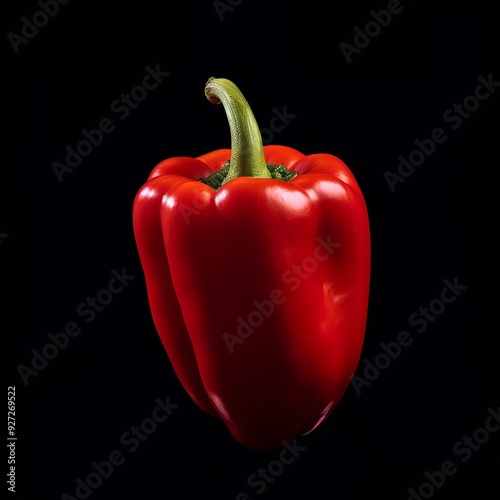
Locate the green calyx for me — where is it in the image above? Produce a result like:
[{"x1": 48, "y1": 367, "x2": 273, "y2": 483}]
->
[
  {"x1": 199, "y1": 160, "x2": 297, "y2": 190},
  {"x1": 202, "y1": 77, "x2": 297, "y2": 189}
]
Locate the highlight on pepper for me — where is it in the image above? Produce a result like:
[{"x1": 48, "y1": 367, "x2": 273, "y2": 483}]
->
[{"x1": 132, "y1": 77, "x2": 370, "y2": 450}]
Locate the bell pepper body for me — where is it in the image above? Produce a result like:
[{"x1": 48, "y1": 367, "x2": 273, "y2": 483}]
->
[{"x1": 133, "y1": 144, "x2": 370, "y2": 450}]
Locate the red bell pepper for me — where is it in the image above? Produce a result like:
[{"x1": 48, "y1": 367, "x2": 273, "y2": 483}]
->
[{"x1": 133, "y1": 77, "x2": 370, "y2": 450}]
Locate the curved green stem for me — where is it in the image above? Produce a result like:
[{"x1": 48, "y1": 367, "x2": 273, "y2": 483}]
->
[{"x1": 205, "y1": 77, "x2": 271, "y2": 185}]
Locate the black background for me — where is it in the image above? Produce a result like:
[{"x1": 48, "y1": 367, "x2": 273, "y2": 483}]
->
[{"x1": 5, "y1": 0, "x2": 500, "y2": 499}]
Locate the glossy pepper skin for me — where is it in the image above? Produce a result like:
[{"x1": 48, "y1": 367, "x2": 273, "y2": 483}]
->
[{"x1": 133, "y1": 78, "x2": 370, "y2": 450}]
